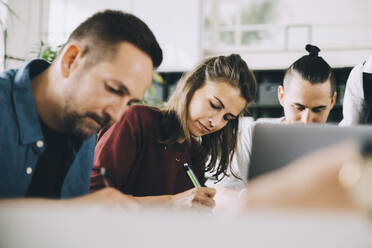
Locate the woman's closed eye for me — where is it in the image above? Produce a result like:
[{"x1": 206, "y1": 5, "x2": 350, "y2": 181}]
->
[{"x1": 209, "y1": 101, "x2": 222, "y2": 110}]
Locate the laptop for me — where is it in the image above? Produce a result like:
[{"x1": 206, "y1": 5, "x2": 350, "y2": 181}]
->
[{"x1": 248, "y1": 123, "x2": 372, "y2": 179}]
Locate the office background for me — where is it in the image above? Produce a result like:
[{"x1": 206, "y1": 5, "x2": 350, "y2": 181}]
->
[{"x1": 1, "y1": 0, "x2": 371, "y2": 121}]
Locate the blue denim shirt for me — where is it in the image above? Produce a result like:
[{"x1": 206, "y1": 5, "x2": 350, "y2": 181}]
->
[{"x1": 0, "y1": 59, "x2": 96, "y2": 199}]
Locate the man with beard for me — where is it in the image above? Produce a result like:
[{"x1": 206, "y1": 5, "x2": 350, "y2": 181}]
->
[{"x1": 0, "y1": 10, "x2": 162, "y2": 207}]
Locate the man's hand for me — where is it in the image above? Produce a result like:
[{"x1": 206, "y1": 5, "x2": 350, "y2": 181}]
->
[
  {"x1": 68, "y1": 187, "x2": 140, "y2": 210},
  {"x1": 0, "y1": 187, "x2": 140, "y2": 211}
]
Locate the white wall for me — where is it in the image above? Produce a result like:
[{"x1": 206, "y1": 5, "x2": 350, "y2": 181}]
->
[
  {"x1": 5, "y1": 0, "x2": 48, "y2": 68},
  {"x1": 4, "y1": 0, "x2": 202, "y2": 71},
  {"x1": 131, "y1": 0, "x2": 202, "y2": 72},
  {"x1": 204, "y1": 0, "x2": 372, "y2": 69},
  {"x1": 46, "y1": 0, "x2": 133, "y2": 47},
  {"x1": 3, "y1": 0, "x2": 372, "y2": 70},
  {"x1": 41, "y1": 0, "x2": 201, "y2": 72}
]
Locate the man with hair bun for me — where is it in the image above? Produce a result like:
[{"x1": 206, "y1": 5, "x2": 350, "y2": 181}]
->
[
  {"x1": 207, "y1": 44, "x2": 337, "y2": 189},
  {"x1": 277, "y1": 44, "x2": 337, "y2": 124}
]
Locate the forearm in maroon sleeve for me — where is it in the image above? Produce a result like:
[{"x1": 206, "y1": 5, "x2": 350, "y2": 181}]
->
[{"x1": 90, "y1": 107, "x2": 141, "y2": 192}]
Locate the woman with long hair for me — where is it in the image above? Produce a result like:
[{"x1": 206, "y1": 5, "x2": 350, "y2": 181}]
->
[{"x1": 90, "y1": 54, "x2": 257, "y2": 208}]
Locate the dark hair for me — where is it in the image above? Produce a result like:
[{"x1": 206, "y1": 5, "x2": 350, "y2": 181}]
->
[
  {"x1": 160, "y1": 54, "x2": 257, "y2": 180},
  {"x1": 283, "y1": 44, "x2": 335, "y2": 95},
  {"x1": 66, "y1": 10, "x2": 162, "y2": 68}
]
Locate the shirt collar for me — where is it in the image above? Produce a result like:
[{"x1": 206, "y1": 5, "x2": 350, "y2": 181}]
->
[
  {"x1": 363, "y1": 54, "x2": 372, "y2": 74},
  {"x1": 12, "y1": 59, "x2": 50, "y2": 145}
]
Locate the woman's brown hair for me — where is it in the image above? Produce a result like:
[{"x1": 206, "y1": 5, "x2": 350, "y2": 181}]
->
[{"x1": 159, "y1": 54, "x2": 257, "y2": 181}]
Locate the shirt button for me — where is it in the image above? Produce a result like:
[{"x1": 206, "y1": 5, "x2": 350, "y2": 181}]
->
[
  {"x1": 26, "y1": 167, "x2": 33, "y2": 175},
  {"x1": 36, "y1": 140, "x2": 44, "y2": 148}
]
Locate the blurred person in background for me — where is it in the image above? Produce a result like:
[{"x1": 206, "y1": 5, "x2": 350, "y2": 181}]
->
[{"x1": 340, "y1": 54, "x2": 372, "y2": 125}]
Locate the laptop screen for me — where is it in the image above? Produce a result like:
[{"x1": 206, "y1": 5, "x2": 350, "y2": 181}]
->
[{"x1": 248, "y1": 123, "x2": 372, "y2": 179}]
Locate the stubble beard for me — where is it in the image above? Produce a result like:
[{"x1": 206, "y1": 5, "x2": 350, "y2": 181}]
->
[{"x1": 62, "y1": 107, "x2": 111, "y2": 140}]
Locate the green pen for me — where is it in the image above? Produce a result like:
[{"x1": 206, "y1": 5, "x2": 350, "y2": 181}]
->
[{"x1": 183, "y1": 163, "x2": 201, "y2": 187}]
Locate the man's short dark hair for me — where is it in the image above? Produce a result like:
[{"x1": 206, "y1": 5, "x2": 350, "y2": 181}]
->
[{"x1": 67, "y1": 9, "x2": 163, "y2": 68}]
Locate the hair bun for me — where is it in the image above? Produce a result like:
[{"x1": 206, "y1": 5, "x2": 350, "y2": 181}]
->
[{"x1": 305, "y1": 44, "x2": 320, "y2": 56}]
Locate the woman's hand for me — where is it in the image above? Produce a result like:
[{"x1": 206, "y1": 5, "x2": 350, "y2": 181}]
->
[{"x1": 169, "y1": 187, "x2": 216, "y2": 209}]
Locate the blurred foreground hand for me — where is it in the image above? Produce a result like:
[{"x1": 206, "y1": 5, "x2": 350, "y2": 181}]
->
[
  {"x1": 212, "y1": 186, "x2": 241, "y2": 214},
  {"x1": 239, "y1": 141, "x2": 365, "y2": 213}
]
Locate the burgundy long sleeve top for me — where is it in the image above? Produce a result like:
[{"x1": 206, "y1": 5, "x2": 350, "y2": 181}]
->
[{"x1": 90, "y1": 105, "x2": 204, "y2": 196}]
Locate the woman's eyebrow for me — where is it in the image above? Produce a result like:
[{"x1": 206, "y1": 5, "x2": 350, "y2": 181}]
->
[
  {"x1": 214, "y1": 96, "x2": 239, "y2": 118},
  {"x1": 213, "y1": 96, "x2": 225, "y2": 108}
]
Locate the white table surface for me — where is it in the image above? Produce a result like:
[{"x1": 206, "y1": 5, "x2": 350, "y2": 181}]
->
[{"x1": 0, "y1": 204, "x2": 371, "y2": 248}]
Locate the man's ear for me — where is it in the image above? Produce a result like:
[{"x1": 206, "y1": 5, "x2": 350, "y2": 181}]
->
[
  {"x1": 330, "y1": 91, "x2": 337, "y2": 109},
  {"x1": 60, "y1": 43, "x2": 84, "y2": 78},
  {"x1": 278, "y1": 85, "x2": 285, "y2": 107}
]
